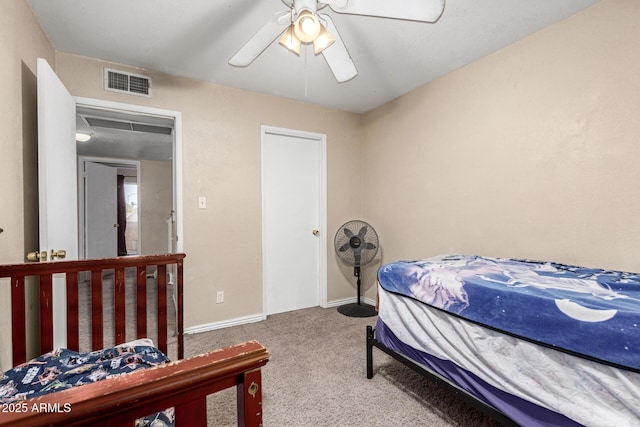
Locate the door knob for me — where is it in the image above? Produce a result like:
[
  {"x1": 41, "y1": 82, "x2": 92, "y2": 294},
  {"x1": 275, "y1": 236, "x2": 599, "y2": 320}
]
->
[
  {"x1": 312, "y1": 229, "x2": 320, "y2": 236},
  {"x1": 26, "y1": 251, "x2": 47, "y2": 262},
  {"x1": 50, "y1": 249, "x2": 67, "y2": 260}
]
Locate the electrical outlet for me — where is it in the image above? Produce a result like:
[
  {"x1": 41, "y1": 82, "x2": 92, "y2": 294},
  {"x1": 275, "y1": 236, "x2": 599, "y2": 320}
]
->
[{"x1": 216, "y1": 291, "x2": 224, "y2": 304}]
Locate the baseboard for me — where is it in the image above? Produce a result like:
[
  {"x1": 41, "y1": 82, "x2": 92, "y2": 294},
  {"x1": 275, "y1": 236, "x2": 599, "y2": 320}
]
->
[
  {"x1": 327, "y1": 296, "x2": 376, "y2": 308},
  {"x1": 185, "y1": 297, "x2": 376, "y2": 335},
  {"x1": 184, "y1": 313, "x2": 266, "y2": 335}
]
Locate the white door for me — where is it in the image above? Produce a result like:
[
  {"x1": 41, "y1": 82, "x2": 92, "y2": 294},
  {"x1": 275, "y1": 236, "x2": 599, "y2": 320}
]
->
[
  {"x1": 85, "y1": 161, "x2": 117, "y2": 258},
  {"x1": 262, "y1": 126, "x2": 327, "y2": 315},
  {"x1": 37, "y1": 58, "x2": 78, "y2": 348}
]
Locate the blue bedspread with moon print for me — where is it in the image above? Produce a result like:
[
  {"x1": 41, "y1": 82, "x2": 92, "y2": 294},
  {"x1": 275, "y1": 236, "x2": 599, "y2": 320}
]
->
[{"x1": 377, "y1": 255, "x2": 640, "y2": 371}]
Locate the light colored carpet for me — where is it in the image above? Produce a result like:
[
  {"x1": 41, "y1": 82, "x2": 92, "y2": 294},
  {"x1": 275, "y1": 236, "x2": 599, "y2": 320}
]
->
[
  {"x1": 78, "y1": 269, "x2": 178, "y2": 360},
  {"x1": 185, "y1": 306, "x2": 502, "y2": 427},
  {"x1": 79, "y1": 276, "x2": 500, "y2": 426}
]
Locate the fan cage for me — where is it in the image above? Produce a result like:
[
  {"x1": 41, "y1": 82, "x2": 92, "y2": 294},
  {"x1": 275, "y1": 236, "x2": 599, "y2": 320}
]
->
[{"x1": 334, "y1": 220, "x2": 379, "y2": 266}]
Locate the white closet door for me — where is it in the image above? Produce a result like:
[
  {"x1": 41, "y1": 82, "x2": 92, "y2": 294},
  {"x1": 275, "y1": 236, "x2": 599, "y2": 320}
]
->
[{"x1": 262, "y1": 127, "x2": 325, "y2": 315}]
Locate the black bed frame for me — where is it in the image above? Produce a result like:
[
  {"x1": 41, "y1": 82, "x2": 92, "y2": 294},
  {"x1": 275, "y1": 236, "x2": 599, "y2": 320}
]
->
[{"x1": 366, "y1": 325, "x2": 519, "y2": 427}]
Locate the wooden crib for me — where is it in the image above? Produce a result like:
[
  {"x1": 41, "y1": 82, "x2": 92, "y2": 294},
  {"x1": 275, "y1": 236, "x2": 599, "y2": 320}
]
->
[{"x1": 0, "y1": 254, "x2": 269, "y2": 426}]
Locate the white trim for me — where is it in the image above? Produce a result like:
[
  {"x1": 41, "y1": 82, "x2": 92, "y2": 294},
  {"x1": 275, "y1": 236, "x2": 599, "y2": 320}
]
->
[
  {"x1": 327, "y1": 296, "x2": 376, "y2": 308},
  {"x1": 184, "y1": 299, "x2": 376, "y2": 335},
  {"x1": 74, "y1": 97, "x2": 184, "y2": 253},
  {"x1": 185, "y1": 313, "x2": 266, "y2": 335},
  {"x1": 260, "y1": 125, "x2": 328, "y2": 316}
]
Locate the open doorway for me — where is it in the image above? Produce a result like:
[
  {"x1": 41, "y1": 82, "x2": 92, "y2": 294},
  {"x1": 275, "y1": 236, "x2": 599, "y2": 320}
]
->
[
  {"x1": 123, "y1": 175, "x2": 139, "y2": 254},
  {"x1": 75, "y1": 101, "x2": 180, "y2": 258},
  {"x1": 34, "y1": 58, "x2": 183, "y2": 351}
]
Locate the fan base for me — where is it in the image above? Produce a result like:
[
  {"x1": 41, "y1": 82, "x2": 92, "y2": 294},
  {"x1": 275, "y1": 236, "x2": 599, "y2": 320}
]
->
[{"x1": 337, "y1": 302, "x2": 377, "y2": 318}]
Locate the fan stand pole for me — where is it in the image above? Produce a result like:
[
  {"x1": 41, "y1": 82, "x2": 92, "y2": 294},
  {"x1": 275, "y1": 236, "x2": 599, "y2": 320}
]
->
[
  {"x1": 337, "y1": 266, "x2": 377, "y2": 318},
  {"x1": 355, "y1": 266, "x2": 362, "y2": 305}
]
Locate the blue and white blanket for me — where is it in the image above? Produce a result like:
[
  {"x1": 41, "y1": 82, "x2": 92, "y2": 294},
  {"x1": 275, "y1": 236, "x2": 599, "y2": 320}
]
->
[
  {"x1": 0, "y1": 344, "x2": 174, "y2": 426},
  {"x1": 378, "y1": 255, "x2": 640, "y2": 371}
]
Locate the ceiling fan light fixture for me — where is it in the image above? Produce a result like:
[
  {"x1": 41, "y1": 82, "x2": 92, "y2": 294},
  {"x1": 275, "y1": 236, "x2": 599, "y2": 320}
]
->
[
  {"x1": 313, "y1": 24, "x2": 335, "y2": 54},
  {"x1": 278, "y1": 25, "x2": 301, "y2": 55},
  {"x1": 294, "y1": 10, "x2": 321, "y2": 43}
]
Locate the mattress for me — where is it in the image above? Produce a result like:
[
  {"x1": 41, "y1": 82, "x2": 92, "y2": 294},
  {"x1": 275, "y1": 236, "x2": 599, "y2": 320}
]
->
[
  {"x1": 377, "y1": 283, "x2": 640, "y2": 426},
  {"x1": 378, "y1": 255, "x2": 640, "y2": 370},
  {"x1": 375, "y1": 318, "x2": 580, "y2": 426}
]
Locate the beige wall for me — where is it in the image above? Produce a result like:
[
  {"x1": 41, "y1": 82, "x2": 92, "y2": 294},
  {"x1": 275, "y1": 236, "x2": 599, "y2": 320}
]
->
[
  {"x1": 139, "y1": 160, "x2": 173, "y2": 255},
  {"x1": 0, "y1": 1, "x2": 54, "y2": 261},
  {"x1": 0, "y1": 0, "x2": 55, "y2": 371},
  {"x1": 361, "y1": 0, "x2": 640, "y2": 302},
  {"x1": 54, "y1": 52, "x2": 362, "y2": 329}
]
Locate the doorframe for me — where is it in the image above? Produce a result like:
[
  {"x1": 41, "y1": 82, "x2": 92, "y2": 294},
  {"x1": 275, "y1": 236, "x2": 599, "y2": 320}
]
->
[
  {"x1": 74, "y1": 97, "x2": 184, "y2": 254},
  {"x1": 78, "y1": 156, "x2": 141, "y2": 259},
  {"x1": 260, "y1": 125, "x2": 328, "y2": 315}
]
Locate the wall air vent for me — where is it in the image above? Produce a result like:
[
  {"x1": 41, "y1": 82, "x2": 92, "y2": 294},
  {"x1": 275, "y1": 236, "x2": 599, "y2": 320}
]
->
[{"x1": 104, "y1": 68, "x2": 152, "y2": 97}]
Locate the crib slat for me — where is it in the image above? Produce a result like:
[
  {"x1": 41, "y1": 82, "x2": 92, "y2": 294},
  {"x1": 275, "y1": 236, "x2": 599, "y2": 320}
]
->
[
  {"x1": 136, "y1": 266, "x2": 147, "y2": 340},
  {"x1": 177, "y1": 260, "x2": 184, "y2": 359},
  {"x1": 11, "y1": 276, "x2": 26, "y2": 365},
  {"x1": 114, "y1": 267, "x2": 126, "y2": 345},
  {"x1": 157, "y1": 265, "x2": 168, "y2": 355},
  {"x1": 66, "y1": 272, "x2": 79, "y2": 352},
  {"x1": 91, "y1": 270, "x2": 103, "y2": 350},
  {"x1": 238, "y1": 368, "x2": 265, "y2": 427},
  {"x1": 174, "y1": 396, "x2": 207, "y2": 427},
  {"x1": 39, "y1": 274, "x2": 54, "y2": 354}
]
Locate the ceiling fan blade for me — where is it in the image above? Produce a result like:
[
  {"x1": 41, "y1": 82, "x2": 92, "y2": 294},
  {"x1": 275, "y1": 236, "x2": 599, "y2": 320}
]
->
[
  {"x1": 364, "y1": 242, "x2": 376, "y2": 250},
  {"x1": 338, "y1": 242, "x2": 351, "y2": 252},
  {"x1": 358, "y1": 225, "x2": 368, "y2": 238},
  {"x1": 229, "y1": 10, "x2": 292, "y2": 67},
  {"x1": 343, "y1": 227, "x2": 354, "y2": 238},
  {"x1": 324, "y1": 0, "x2": 445, "y2": 23},
  {"x1": 319, "y1": 14, "x2": 357, "y2": 83}
]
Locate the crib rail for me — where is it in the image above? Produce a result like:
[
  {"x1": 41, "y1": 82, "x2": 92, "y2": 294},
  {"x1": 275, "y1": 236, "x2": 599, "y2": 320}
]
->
[
  {"x1": 0, "y1": 340, "x2": 269, "y2": 427},
  {"x1": 0, "y1": 253, "x2": 185, "y2": 366}
]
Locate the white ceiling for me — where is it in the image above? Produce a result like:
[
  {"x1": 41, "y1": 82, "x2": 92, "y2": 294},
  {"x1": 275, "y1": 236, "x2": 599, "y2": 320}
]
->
[{"x1": 28, "y1": 0, "x2": 601, "y2": 115}]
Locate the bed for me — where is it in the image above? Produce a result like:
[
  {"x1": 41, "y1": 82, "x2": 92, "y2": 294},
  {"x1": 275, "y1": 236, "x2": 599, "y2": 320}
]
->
[
  {"x1": 0, "y1": 254, "x2": 269, "y2": 426},
  {"x1": 366, "y1": 254, "x2": 640, "y2": 426}
]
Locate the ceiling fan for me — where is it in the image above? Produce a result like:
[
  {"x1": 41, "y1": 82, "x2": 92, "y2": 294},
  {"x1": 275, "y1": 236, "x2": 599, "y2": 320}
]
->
[{"x1": 228, "y1": 0, "x2": 446, "y2": 83}]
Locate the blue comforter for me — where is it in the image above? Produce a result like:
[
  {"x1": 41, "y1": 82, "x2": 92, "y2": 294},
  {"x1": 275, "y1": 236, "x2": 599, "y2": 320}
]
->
[
  {"x1": 0, "y1": 344, "x2": 174, "y2": 425},
  {"x1": 378, "y1": 255, "x2": 640, "y2": 371}
]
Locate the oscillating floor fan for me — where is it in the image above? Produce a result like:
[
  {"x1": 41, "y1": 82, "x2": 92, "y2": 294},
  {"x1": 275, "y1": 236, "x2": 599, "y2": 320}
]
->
[{"x1": 334, "y1": 220, "x2": 379, "y2": 317}]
